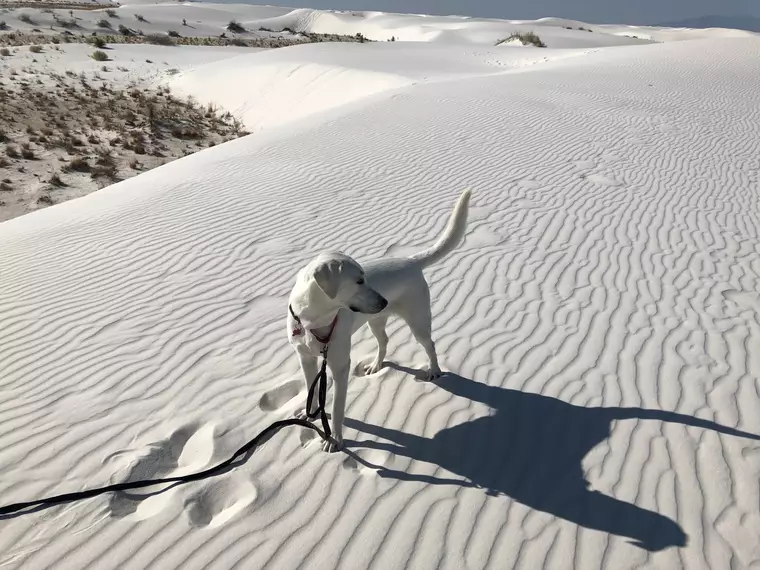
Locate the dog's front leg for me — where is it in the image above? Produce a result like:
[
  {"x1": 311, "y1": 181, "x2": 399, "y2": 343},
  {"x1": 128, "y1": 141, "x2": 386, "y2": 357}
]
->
[
  {"x1": 295, "y1": 350, "x2": 320, "y2": 420},
  {"x1": 324, "y1": 354, "x2": 350, "y2": 453}
]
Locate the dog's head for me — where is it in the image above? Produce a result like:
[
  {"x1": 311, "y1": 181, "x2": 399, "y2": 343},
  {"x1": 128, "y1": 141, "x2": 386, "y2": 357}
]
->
[{"x1": 305, "y1": 252, "x2": 387, "y2": 314}]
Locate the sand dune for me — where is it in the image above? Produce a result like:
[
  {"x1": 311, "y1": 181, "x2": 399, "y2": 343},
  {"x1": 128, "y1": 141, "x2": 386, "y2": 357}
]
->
[{"x1": 1, "y1": 3, "x2": 760, "y2": 570}]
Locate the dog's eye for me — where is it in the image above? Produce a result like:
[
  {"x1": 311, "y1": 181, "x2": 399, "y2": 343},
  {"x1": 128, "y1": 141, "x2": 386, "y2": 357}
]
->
[{"x1": 357, "y1": 278, "x2": 365, "y2": 285}]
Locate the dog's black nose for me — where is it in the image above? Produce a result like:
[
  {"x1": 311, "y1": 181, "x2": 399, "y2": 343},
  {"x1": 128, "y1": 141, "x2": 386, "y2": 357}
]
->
[{"x1": 378, "y1": 297, "x2": 388, "y2": 310}]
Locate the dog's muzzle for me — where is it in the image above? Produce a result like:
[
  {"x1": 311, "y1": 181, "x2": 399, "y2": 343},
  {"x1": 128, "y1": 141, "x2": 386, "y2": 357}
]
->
[{"x1": 350, "y1": 295, "x2": 388, "y2": 314}]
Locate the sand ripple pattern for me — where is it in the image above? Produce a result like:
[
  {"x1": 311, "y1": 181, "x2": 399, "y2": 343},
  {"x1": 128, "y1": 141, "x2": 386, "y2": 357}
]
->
[{"x1": 1, "y1": 39, "x2": 760, "y2": 569}]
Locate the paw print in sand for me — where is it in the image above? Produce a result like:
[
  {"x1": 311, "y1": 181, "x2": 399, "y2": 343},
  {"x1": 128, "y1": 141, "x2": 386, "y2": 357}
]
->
[{"x1": 105, "y1": 422, "x2": 257, "y2": 528}]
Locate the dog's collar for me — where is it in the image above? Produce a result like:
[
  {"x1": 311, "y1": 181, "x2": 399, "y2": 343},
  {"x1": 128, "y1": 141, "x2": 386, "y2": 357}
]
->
[{"x1": 289, "y1": 305, "x2": 338, "y2": 345}]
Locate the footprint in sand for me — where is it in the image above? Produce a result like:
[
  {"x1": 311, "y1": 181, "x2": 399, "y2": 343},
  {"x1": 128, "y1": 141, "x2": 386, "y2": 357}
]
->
[
  {"x1": 585, "y1": 173, "x2": 623, "y2": 187},
  {"x1": 342, "y1": 449, "x2": 397, "y2": 477},
  {"x1": 517, "y1": 178, "x2": 541, "y2": 189},
  {"x1": 107, "y1": 422, "x2": 253, "y2": 527},
  {"x1": 107, "y1": 422, "x2": 207, "y2": 520},
  {"x1": 259, "y1": 379, "x2": 330, "y2": 447},
  {"x1": 259, "y1": 379, "x2": 302, "y2": 412},
  {"x1": 572, "y1": 159, "x2": 596, "y2": 170},
  {"x1": 184, "y1": 473, "x2": 258, "y2": 529}
]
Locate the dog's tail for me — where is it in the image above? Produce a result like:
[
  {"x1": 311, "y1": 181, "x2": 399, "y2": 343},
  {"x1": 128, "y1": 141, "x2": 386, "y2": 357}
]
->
[{"x1": 410, "y1": 188, "x2": 471, "y2": 269}]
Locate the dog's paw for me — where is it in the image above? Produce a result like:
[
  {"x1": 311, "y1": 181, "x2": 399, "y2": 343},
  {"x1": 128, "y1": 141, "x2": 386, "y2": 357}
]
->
[
  {"x1": 322, "y1": 437, "x2": 344, "y2": 453},
  {"x1": 422, "y1": 368, "x2": 443, "y2": 381},
  {"x1": 363, "y1": 360, "x2": 385, "y2": 376}
]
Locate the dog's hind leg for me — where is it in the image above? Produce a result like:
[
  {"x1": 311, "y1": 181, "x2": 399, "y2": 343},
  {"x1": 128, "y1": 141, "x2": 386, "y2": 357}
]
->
[
  {"x1": 364, "y1": 317, "x2": 389, "y2": 375},
  {"x1": 295, "y1": 351, "x2": 320, "y2": 419},
  {"x1": 397, "y1": 302, "x2": 442, "y2": 381}
]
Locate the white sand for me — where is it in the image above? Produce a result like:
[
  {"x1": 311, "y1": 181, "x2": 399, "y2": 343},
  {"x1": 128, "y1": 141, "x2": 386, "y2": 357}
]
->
[{"x1": 1, "y1": 4, "x2": 760, "y2": 570}]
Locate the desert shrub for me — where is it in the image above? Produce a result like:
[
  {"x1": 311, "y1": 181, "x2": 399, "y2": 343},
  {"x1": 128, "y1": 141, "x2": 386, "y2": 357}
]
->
[
  {"x1": 97, "y1": 19, "x2": 112, "y2": 29},
  {"x1": 118, "y1": 24, "x2": 133, "y2": 36},
  {"x1": 37, "y1": 195, "x2": 53, "y2": 205},
  {"x1": 29, "y1": 45, "x2": 42, "y2": 53},
  {"x1": 58, "y1": 18, "x2": 78, "y2": 29},
  {"x1": 90, "y1": 164, "x2": 117, "y2": 179},
  {"x1": 92, "y1": 50, "x2": 109, "y2": 61},
  {"x1": 135, "y1": 14, "x2": 146, "y2": 22},
  {"x1": 0, "y1": 48, "x2": 9, "y2": 57},
  {"x1": 18, "y1": 14, "x2": 34, "y2": 24},
  {"x1": 226, "y1": 20, "x2": 245, "y2": 33},
  {"x1": 167, "y1": 30, "x2": 181, "y2": 38},
  {"x1": 145, "y1": 33, "x2": 173, "y2": 45},
  {"x1": 48, "y1": 172, "x2": 66, "y2": 187},
  {"x1": 95, "y1": 147, "x2": 115, "y2": 167},
  {"x1": 498, "y1": 31, "x2": 546, "y2": 48},
  {"x1": 0, "y1": 21, "x2": 8, "y2": 30},
  {"x1": 65, "y1": 157, "x2": 90, "y2": 172},
  {"x1": 105, "y1": 9, "x2": 118, "y2": 18},
  {"x1": 6, "y1": 145, "x2": 19, "y2": 158},
  {"x1": 20, "y1": 147, "x2": 35, "y2": 160},
  {"x1": 91, "y1": 36, "x2": 107, "y2": 48}
]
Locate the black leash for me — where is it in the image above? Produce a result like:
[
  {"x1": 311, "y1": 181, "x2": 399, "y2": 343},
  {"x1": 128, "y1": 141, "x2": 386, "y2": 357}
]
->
[{"x1": 0, "y1": 352, "x2": 333, "y2": 517}]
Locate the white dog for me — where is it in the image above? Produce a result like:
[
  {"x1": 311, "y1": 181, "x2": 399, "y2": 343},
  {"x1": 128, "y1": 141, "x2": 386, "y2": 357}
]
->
[{"x1": 287, "y1": 189, "x2": 471, "y2": 452}]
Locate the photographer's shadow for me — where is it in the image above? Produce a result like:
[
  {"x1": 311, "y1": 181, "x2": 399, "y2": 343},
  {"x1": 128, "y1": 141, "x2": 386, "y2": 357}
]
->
[{"x1": 345, "y1": 370, "x2": 760, "y2": 551}]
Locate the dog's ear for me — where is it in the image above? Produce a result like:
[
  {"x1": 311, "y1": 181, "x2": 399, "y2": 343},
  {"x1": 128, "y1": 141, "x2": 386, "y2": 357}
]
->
[{"x1": 313, "y1": 260, "x2": 343, "y2": 299}]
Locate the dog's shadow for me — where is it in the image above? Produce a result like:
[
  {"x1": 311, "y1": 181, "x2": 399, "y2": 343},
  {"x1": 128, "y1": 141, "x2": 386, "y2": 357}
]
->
[{"x1": 345, "y1": 369, "x2": 760, "y2": 551}]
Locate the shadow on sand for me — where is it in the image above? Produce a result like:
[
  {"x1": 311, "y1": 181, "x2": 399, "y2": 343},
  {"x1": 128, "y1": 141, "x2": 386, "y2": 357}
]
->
[{"x1": 345, "y1": 368, "x2": 760, "y2": 551}]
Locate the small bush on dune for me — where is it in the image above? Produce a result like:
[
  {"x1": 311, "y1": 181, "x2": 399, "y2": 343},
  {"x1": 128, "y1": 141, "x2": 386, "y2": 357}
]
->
[
  {"x1": 135, "y1": 14, "x2": 147, "y2": 23},
  {"x1": 118, "y1": 24, "x2": 133, "y2": 36},
  {"x1": 146, "y1": 33, "x2": 173, "y2": 45},
  {"x1": 48, "y1": 172, "x2": 66, "y2": 187},
  {"x1": 498, "y1": 31, "x2": 546, "y2": 48},
  {"x1": 60, "y1": 18, "x2": 78, "y2": 29},
  {"x1": 91, "y1": 36, "x2": 107, "y2": 48},
  {"x1": 18, "y1": 14, "x2": 34, "y2": 25},
  {"x1": 64, "y1": 157, "x2": 90, "y2": 172},
  {"x1": 226, "y1": 20, "x2": 245, "y2": 33},
  {"x1": 0, "y1": 48, "x2": 10, "y2": 57},
  {"x1": 0, "y1": 21, "x2": 8, "y2": 30},
  {"x1": 29, "y1": 45, "x2": 42, "y2": 53},
  {"x1": 90, "y1": 164, "x2": 117, "y2": 180},
  {"x1": 105, "y1": 9, "x2": 118, "y2": 18},
  {"x1": 97, "y1": 19, "x2": 112, "y2": 29},
  {"x1": 167, "y1": 30, "x2": 181, "y2": 38},
  {"x1": 92, "y1": 50, "x2": 109, "y2": 61}
]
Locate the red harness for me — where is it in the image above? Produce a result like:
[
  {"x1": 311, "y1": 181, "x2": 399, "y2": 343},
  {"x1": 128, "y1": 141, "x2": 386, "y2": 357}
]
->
[{"x1": 289, "y1": 305, "x2": 338, "y2": 345}]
